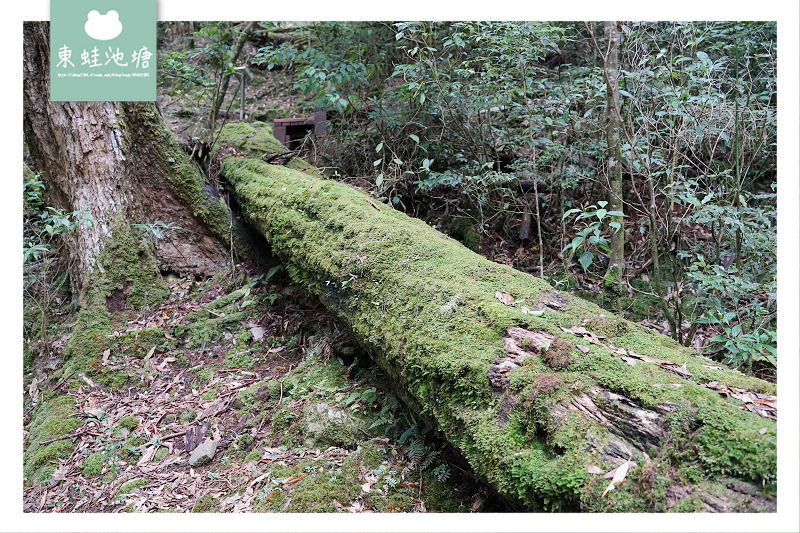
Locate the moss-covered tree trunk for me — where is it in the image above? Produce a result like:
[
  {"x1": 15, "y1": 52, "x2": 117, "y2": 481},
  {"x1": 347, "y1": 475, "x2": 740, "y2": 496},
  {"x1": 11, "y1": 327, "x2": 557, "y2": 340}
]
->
[
  {"x1": 602, "y1": 21, "x2": 626, "y2": 308},
  {"x1": 23, "y1": 22, "x2": 242, "y2": 361},
  {"x1": 215, "y1": 123, "x2": 777, "y2": 512}
]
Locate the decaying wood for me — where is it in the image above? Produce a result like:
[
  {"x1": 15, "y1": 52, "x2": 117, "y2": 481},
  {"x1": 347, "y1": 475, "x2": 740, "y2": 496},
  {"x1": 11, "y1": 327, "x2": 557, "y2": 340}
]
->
[{"x1": 214, "y1": 123, "x2": 777, "y2": 512}]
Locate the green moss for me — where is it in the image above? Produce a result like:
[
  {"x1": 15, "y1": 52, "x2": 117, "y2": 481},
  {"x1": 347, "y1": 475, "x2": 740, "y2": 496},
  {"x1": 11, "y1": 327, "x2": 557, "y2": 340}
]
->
[
  {"x1": 225, "y1": 349, "x2": 257, "y2": 370},
  {"x1": 193, "y1": 494, "x2": 221, "y2": 512},
  {"x1": 244, "y1": 448, "x2": 262, "y2": 463},
  {"x1": 180, "y1": 409, "x2": 197, "y2": 424},
  {"x1": 117, "y1": 477, "x2": 149, "y2": 496},
  {"x1": 216, "y1": 122, "x2": 324, "y2": 178},
  {"x1": 357, "y1": 442, "x2": 384, "y2": 470},
  {"x1": 197, "y1": 368, "x2": 215, "y2": 382},
  {"x1": 201, "y1": 389, "x2": 218, "y2": 401},
  {"x1": 65, "y1": 304, "x2": 112, "y2": 362},
  {"x1": 132, "y1": 103, "x2": 233, "y2": 244},
  {"x1": 236, "y1": 381, "x2": 272, "y2": 412},
  {"x1": 154, "y1": 446, "x2": 169, "y2": 462},
  {"x1": 448, "y1": 218, "x2": 482, "y2": 252},
  {"x1": 24, "y1": 396, "x2": 79, "y2": 482},
  {"x1": 65, "y1": 216, "x2": 169, "y2": 375},
  {"x1": 694, "y1": 402, "x2": 776, "y2": 488},
  {"x1": 82, "y1": 453, "x2": 104, "y2": 477},
  {"x1": 118, "y1": 416, "x2": 140, "y2": 431}
]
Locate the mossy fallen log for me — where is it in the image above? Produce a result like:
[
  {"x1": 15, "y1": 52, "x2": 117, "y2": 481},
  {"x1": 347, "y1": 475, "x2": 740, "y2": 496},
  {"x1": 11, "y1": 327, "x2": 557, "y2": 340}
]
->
[{"x1": 216, "y1": 123, "x2": 777, "y2": 512}]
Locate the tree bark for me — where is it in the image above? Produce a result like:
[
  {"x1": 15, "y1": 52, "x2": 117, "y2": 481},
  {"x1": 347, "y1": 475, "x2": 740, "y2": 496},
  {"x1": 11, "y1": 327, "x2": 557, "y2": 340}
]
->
[
  {"x1": 602, "y1": 21, "x2": 626, "y2": 306},
  {"x1": 214, "y1": 123, "x2": 777, "y2": 512},
  {"x1": 23, "y1": 22, "x2": 261, "y2": 362},
  {"x1": 23, "y1": 22, "x2": 239, "y2": 300}
]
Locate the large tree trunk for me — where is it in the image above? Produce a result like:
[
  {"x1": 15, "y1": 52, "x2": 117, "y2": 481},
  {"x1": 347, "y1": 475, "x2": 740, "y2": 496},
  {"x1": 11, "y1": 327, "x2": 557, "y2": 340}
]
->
[
  {"x1": 24, "y1": 22, "x2": 232, "y2": 296},
  {"x1": 214, "y1": 123, "x2": 777, "y2": 512},
  {"x1": 23, "y1": 22, "x2": 253, "y2": 361}
]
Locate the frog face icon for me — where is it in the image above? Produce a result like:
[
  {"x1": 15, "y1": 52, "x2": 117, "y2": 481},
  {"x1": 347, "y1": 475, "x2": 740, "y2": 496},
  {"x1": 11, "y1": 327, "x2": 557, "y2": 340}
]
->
[{"x1": 84, "y1": 10, "x2": 123, "y2": 41}]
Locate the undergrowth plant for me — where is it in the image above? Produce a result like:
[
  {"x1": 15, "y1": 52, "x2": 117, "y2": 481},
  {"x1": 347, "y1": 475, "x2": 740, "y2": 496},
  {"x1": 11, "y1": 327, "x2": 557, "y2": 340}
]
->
[{"x1": 23, "y1": 176, "x2": 95, "y2": 354}]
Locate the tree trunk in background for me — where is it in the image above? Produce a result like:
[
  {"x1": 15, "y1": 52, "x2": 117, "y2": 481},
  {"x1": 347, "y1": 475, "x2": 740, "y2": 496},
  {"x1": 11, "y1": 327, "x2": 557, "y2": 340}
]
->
[
  {"x1": 215, "y1": 123, "x2": 777, "y2": 512},
  {"x1": 602, "y1": 21, "x2": 626, "y2": 308}
]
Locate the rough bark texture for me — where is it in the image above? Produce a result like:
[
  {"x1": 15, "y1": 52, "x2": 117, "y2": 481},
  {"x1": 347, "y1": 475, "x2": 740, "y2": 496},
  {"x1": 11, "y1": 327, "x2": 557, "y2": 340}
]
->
[
  {"x1": 602, "y1": 21, "x2": 626, "y2": 302},
  {"x1": 215, "y1": 123, "x2": 777, "y2": 512},
  {"x1": 23, "y1": 22, "x2": 261, "y2": 367},
  {"x1": 23, "y1": 22, "x2": 235, "y2": 299}
]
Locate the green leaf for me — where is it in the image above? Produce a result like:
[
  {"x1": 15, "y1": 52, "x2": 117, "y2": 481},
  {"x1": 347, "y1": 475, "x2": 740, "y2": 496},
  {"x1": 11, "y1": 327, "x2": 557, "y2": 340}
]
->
[
  {"x1": 361, "y1": 388, "x2": 377, "y2": 404},
  {"x1": 373, "y1": 159, "x2": 382, "y2": 167},
  {"x1": 345, "y1": 392, "x2": 361, "y2": 405},
  {"x1": 375, "y1": 142, "x2": 384, "y2": 153},
  {"x1": 578, "y1": 252, "x2": 594, "y2": 271},
  {"x1": 265, "y1": 265, "x2": 282, "y2": 281},
  {"x1": 398, "y1": 424, "x2": 418, "y2": 444},
  {"x1": 420, "y1": 93, "x2": 426, "y2": 105},
  {"x1": 409, "y1": 134, "x2": 420, "y2": 144},
  {"x1": 375, "y1": 173, "x2": 384, "y2": 186}
]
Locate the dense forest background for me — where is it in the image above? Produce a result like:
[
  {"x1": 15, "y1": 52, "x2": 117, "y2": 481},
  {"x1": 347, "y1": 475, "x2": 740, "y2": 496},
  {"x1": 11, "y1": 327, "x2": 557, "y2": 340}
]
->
[{"x1": 153, "y1": 21, "x2": 777, "y2": 379}]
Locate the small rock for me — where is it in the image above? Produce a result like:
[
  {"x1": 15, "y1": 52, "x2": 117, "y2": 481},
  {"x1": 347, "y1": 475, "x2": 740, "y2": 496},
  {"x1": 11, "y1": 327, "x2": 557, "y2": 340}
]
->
[
  {"x1": 188, "y1": 439, "x2": 217, "y2": 467},
  {"x1": 301, "y1": 403, "x2": 362, "y2": 449}
]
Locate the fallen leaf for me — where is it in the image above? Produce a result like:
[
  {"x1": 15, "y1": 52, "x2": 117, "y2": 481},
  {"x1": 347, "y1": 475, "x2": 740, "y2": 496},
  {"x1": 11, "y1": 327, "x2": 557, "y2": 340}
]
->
[
  {"x1": 495, "y1": 291, "x2": 515, "y2": 306},
  {"x1": 144, "y1": 346, "x2": 156, "y2": 360},
  {"x1": 52, "y1": 464, "x2": 69, "y2": 481},
  {"x1": 576, "y1": 345, "x2": 590, "y2": 353},
  {"x1": 28, "y1": 378, "x2": 39, "y2": 403},
  {"x1": 602, "y1": 460, "x2": 632, "y2": 497},
  {"x1": 283, "y1": 473, "x2": 308, "y2": 485},
  {"x1": 102, "y1": 349, "x2": 111, "y2": 365},
  {"x1": 621, "y1": 356, "x2": 637, "y2": 367},
  {"x1": 250, "y1": 326, "x2": 265, "y2": 342},
  {"x1": 759, "y1": 428, "x2": 768, "y2": 435},
  {"x1": 137, "y1": 445, "x2": 158, "y2": 466},
  {"x1": 587, "y1": 465, "x2": 604, "y2": 475},
  {"x1": 520, "y1": 307, "x2": 530, "y2": 314},
  {"x1": 470, "y1": 495, "x2": 483, "y2": 512},
  {"x1": 268, "y1": 346, "x2": 285, "y2": 354}
]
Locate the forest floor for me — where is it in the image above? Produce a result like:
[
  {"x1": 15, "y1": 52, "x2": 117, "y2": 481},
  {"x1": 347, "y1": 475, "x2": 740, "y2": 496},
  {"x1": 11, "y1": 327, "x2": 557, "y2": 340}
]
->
[{"x1": 23, "y1": 259, "x2": 508, "y2": 513}]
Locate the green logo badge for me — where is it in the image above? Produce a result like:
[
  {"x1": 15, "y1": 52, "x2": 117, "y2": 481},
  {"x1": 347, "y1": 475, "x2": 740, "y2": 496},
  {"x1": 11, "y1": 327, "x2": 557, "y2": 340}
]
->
[{"x1": 50, "y1": 0, "x2": 156, "y2": 101}]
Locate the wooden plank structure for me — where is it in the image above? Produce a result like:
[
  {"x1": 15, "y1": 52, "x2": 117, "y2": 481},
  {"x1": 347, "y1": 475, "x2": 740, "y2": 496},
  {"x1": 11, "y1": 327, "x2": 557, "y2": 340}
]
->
[{"x1": 272, "y1": 111, "x2": 327, "y2": 149}]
